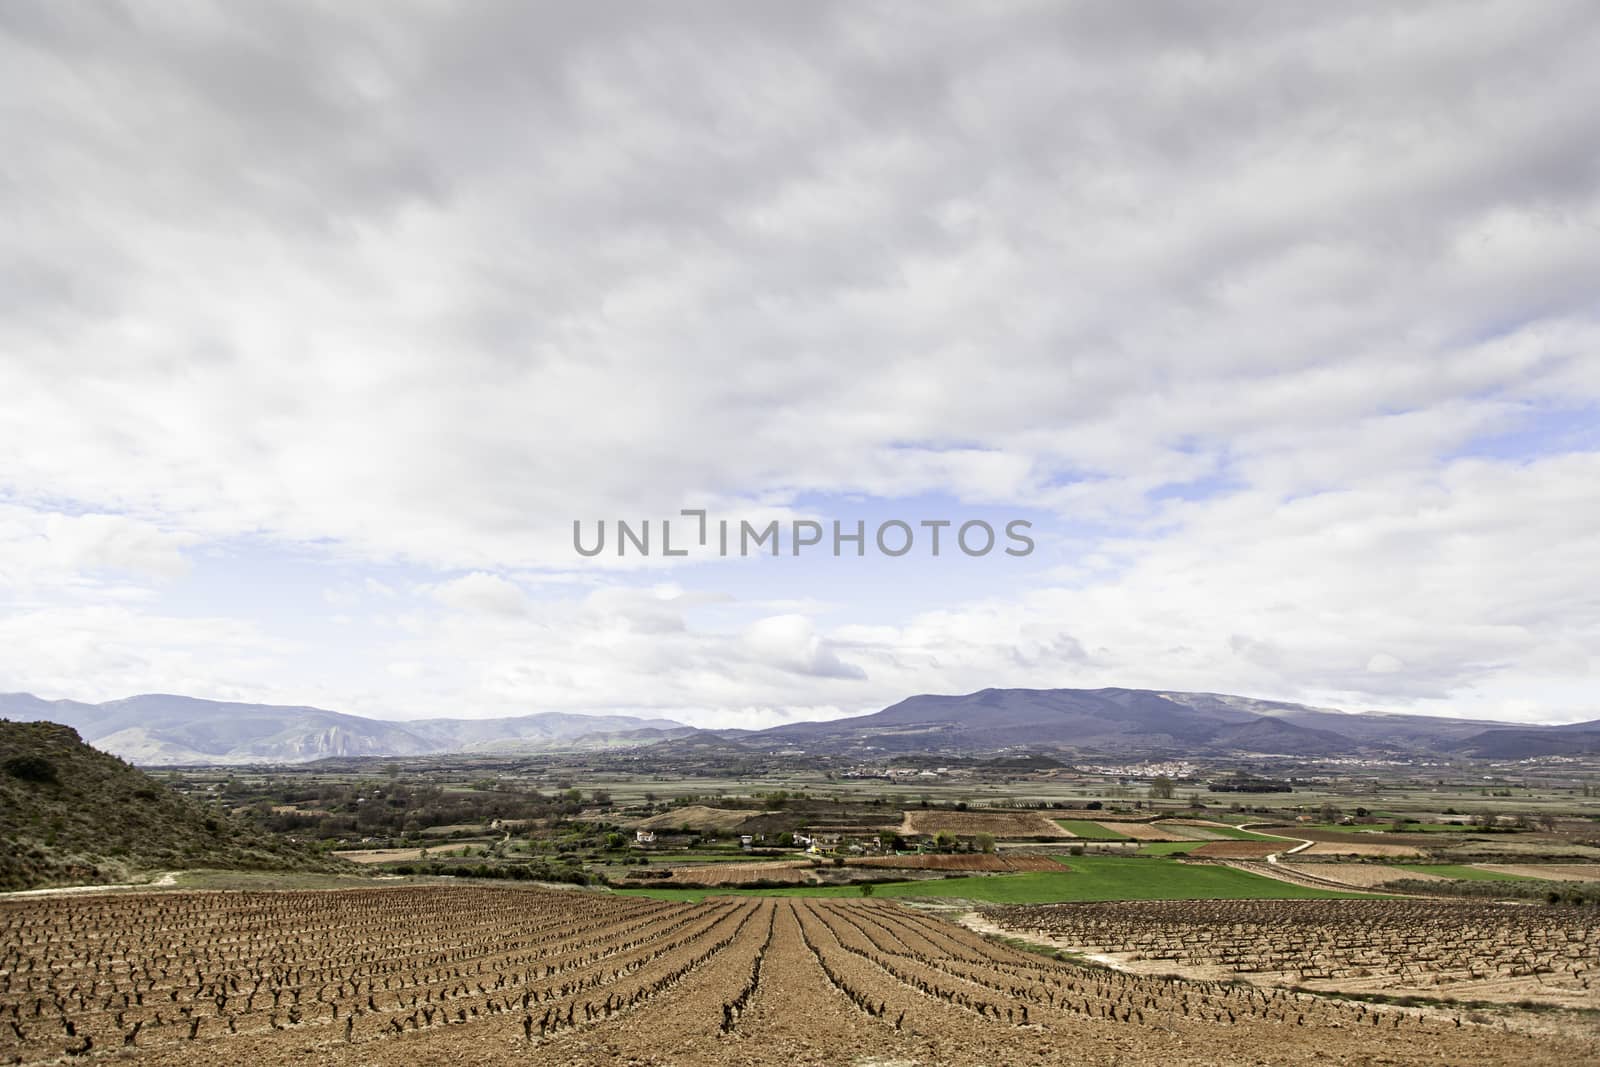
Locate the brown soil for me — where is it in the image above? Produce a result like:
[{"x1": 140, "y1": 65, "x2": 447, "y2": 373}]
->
[
  {"x1": 659, "y1": 861, "x2": 820, "y2": 886},
  {"x1": 1187, "y1": 841, "x2": 1281, "y2": 859},
  {"x1": 848, "y1": 854, "x2": 1063, "y2": 872},
  {"x1": 633, "y1": 806, "x2": 772, "y2": 832},
  {"x1": 1095, "y1": 822, "x2": 1190, "y2": 841},
  {"x1": 1151, "y1": 821, "x2": 1249, "y2": 841},
  {"x1": 331, "y1": 848, "x2": 432, "y2": 864},
  {"x1": 981, "y1": 898, "x2": 1600, "y2": 1012},
  {"x1": 1265, "y1": 827, "x2": 1442, "y2": 847},
  {"x1": 899, "y1": 810, "x2": 1071, "y2": 839},
  {"x1": 1477, "y1": 863, "x2": 1600, "y2": 881},
  {"x1": 1278, "y1": 862, "x2": 1448, "y2": 887},
  {"x1": 2, "y1": 887, "x2": 1593, "y2": 1066},
  {"x1": 1302, "y1": 841, "x2": 1425, "y2": 858}
]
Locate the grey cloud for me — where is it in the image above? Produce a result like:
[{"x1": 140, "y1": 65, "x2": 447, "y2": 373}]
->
[
  {"x1": 5, "y1": 5, "x2": 1596, "y2": 549},
  {"x1": 2, "y1": 2, "x2": 1598, "y2": 722}
]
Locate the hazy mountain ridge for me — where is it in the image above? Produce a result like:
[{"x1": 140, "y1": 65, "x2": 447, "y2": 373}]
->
[
  {"x1": 3, "y1": 687, "x2": 1594, "y2": 765},
  {"x1": 697, "y1": 687, "x2": 1598, "y2": 759},
  {"x1": 0, "y1": 693, "x2": 688, "y2": 766}
]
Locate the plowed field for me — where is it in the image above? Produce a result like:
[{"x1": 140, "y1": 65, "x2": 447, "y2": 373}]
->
[
  {"x1": 984, "y1": 898, "x2": 1600, "y2": 1010},
  {"x1": 1, "y1": 886, "x2": 1590, "y2": 1066},
  {"x1": 899, "y1": 810, "x2": 1070, "y2": 838},
  {"x1": 850, "y1": 854, "x2": 1063, "y2": 872}
]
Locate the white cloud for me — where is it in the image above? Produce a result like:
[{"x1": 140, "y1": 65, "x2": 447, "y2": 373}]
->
[
  {"x1": 1366, "y1": 654, "x2": 1405, "y2": 675},
  {"x1": 0, "y1": 506, "x2": 192, "y2": 591},
  {"x1": 0, "y1": 604, "x2": 291, "y2": 704},
  {"x1": 743, "y1": 614, "x2": 867, "y2": 680},
  {"x1": 428, "y1": 572, "x2": 529, "y2": 618}
]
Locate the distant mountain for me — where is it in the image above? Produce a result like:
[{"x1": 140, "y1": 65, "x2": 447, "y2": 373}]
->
[
  {"x1": 0, "y1": 693, "x2": 689, "y2": 766},
  {"x1": 0, "y1": 720, "x2": 342, "y2": 889},
  {"x1": 1450, "y1": 720, "x2": 1600, "y2": 759},
  {"x1": 691, "y1": 687, "x2": 1592, "y2": 759},
  {"x1": 403, "y1": 712, "x2": 697, "y2": 752},
  {"x1": 5, "y1": 687, "x2": 1589, "y2": 765}
]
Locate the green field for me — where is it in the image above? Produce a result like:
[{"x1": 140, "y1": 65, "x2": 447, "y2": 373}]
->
[
  {"x1": 1055, "y1": 819, "x2": 1131, "y2": 840},
  {"x1": 1393, "y1": 864, "x2": 1537, "y2": 881},
  {"x1": 616, "y1": 855, "x2": 1372, "y2": 903},
  {"x1": 1175, "y1": 824, "x2": 1289, "y2": 841}
]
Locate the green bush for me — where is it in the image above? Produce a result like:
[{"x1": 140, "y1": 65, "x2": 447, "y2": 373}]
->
[{"x1": 3, "y1": 755, "x2": 57, "y2": 784}]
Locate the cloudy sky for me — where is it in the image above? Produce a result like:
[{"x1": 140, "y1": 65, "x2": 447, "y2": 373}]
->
[{"x1": 3, "y1": 2, "x2": 1598, "y2": 728}]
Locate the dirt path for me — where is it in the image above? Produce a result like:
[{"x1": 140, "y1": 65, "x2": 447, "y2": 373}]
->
[
  {"x1": 1205, "y1": 827, "x2": 1369, "y2": 892},
  {"x1": 2, "y1": 871, "x2": 178, "y2": 897},
  {"x1": 1236, "y1": 822, "x2": 1314, "y2": 864},
  {"x1": 954, "y1": 907, "x2": 1600, "y2": 1033}
]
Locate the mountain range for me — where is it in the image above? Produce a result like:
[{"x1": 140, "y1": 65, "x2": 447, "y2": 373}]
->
[
  {"x1": 2, "y1": 687, "x2": 1596, "y2": 765},
  {"x1": 0, "y1": 692, "x2": 691, "y2": 765},
  {"x1": 721, "y1": 688, "x2": 1600, "y2": 759}
]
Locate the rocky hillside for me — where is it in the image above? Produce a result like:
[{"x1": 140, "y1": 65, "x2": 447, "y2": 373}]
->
[{"x1": 0, "y1": 720, "x2": 346, "y2": 890}]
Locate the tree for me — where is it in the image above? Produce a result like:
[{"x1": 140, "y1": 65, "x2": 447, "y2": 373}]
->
[
  {"x1": 1149, "y1": 776, "x2": 1175, "y2": 800},
  {"x1": 974, "y1": 832, "x2": 996, "y2": 854},
  {"x1": 776, "y1": 831, "x2": 795, "y2": 848},
  {"x1": 1319, "y1": 801, "x2": 1340, "y2": 823},
  {"x1": 604, "y1": 832, "x2": 625, "y2": 850},
  {"x1": 859, "y1": 882, "x2": 875, "y2": 897}
]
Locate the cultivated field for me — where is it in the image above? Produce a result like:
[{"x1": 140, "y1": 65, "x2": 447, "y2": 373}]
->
[
  {"x1": 899, "y1": 810, "x2": 1069, "y2": 839},
  {"x1": 1278, "y1": 862, "x2": 1447, "y2": 888},
  {"x1": 1479, "y1": 864, "x2": 1600, "y2": 882},
  {"x1": 330, "y1": 848, "x2": 431, "y2": 864},
  {"x1": 1187, "y1": 841, "x2": 1282, "y2": 860},
  {"x1": 983, "y1": 899, "x2": 1600, "y2": 1009},
  {"x1": 1302, "y1": 840, "x2": 1425, "y2": 858},
  {"x1": 1093, "y1": 821, "x2": 1192, "y2": 842},
  {"x1": 632, "y1": 806, "x2": 766, "y2": 832},
  {"x1": 654, "y1": 861, "x2": 821, "y2": 887},
  {"x1": 630, "y1": 854, "x2": 1062, "y2": 889},
  {"x1": 849, "y1": 854, "x2": 1063, "y2": 872},
  {"x1": 1, "y1": 886, "x2": 1590, "y2": 1066}
]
